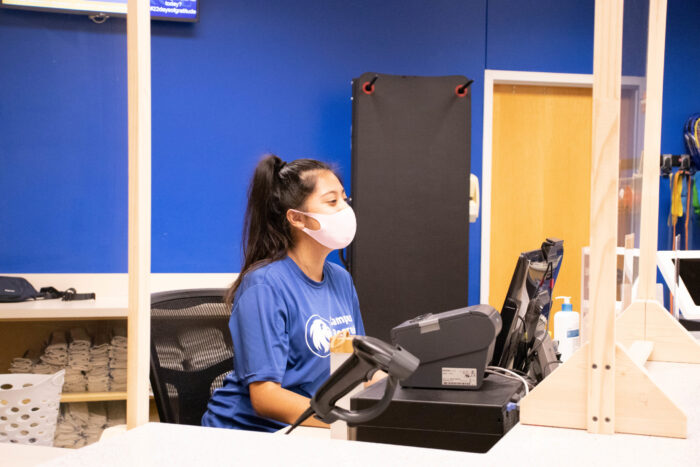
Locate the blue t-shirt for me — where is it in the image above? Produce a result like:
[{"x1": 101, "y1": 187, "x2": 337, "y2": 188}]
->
[{"x1": 201, "y1": 256, "x2": 365, "y2": 432}]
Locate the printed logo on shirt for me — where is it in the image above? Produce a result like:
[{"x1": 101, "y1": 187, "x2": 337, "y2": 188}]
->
[
  {"x1": 305, "y1": 314, "x2": 357, "y2": 358},
  {"x1": 305, "y1": 315, "x2": 334, "y2": 358}
]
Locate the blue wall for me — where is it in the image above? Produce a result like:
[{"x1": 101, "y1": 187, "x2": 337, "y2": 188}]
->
[
  {"x1": 0, "y1": 12, "x2": 127, "y2": 272},
  {"x1": 486, "y1": 0, "x2": 594, "y2": 74},
  {"x1": 486, "y1": 0, "x2": 647, "y2": 76},
  {"x1": 148, "y1": 0, "x2": 487, "y2": 308},
  {"x1": 2, "y1": 1, "x2": 699, "y2": 306},
  {"x1": 0, "y1": 0, "x2": 487, "y2": 308}
]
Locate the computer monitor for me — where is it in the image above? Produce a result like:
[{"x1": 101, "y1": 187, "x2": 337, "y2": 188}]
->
[{"x1": 491, "y1": 238, "x2": 564, "y2": 377}]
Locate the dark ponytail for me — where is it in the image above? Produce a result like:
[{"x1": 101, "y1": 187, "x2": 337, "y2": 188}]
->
[{"x1": 227, "y1": 154, "x2": 333, "y2": 306}]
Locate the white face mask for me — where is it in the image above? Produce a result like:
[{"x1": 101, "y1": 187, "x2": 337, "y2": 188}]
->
[{"x1": 291, "y1": 206, "x2": 357, "y2": 250}]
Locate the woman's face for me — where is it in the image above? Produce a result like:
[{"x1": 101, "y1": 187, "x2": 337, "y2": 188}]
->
[
  {"x1": 303, "y1": 170, "x2": 348, "y2": 214},
  {"x1": 288, "y1": 169, "x2": 348, "y2": 231}
]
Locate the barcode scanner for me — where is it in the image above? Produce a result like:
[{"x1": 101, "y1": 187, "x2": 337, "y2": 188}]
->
[{"x1": 285, "y1": 335, "x2": 419, "y2": 434}]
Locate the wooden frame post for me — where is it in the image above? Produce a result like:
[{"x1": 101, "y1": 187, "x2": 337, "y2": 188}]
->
[
  {"x1": 520, "y1": 0, "x2": 689, "y2": 439},
  {"x1": 585, "y1": 0, "x2": 624, "y2": 434},
  {"x1": 126, "y1": 0, "x2": 152, "y2": 429}
]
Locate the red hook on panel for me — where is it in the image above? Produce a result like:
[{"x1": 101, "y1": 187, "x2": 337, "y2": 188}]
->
[
  {"x1": 363, "y1": 75, "x2": 378, "y2": 95},
  {"x1": 455, "y1": 79, "x2": 474, "y2": 97}
]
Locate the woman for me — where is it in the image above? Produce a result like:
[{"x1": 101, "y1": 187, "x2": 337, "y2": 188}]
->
[{"x1": 202, "y1": 154, "x2": 366, "y2": 432}]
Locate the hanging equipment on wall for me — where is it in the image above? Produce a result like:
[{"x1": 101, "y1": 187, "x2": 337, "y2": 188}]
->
[
  {"x1": 662, "y1": 114, "x2": 700, "y2": 252},
  {"x1": 682, "y1": 114, "x2": 700, "y2": 249}
]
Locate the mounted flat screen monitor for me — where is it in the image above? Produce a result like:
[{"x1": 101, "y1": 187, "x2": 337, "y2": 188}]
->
[
  {"x1": 1, "y1": 0, "x2": 198, "y2": 21},
  {"x1": 491, "y1": 238, "x2": 564, "y2": 373}
]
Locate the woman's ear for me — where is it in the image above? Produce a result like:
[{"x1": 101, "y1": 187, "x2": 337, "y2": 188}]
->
[
  {"x1": 286, "y1": 209, "x2": 321, "y2": 231},
  {"x1": 286, "y1": 209, "x2": 308, "y2": 231}
]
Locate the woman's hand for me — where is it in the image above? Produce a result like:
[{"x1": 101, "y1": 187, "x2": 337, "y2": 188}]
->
[
  {"x1": 364, "y1": 370, "x2": 387, "y2": 388},
  {"x1": 249, "y1": 372, "x2": 385, "y2": 428},
  {"x1": 249, "y1": 381, "x2": 329, "y2": 428}
]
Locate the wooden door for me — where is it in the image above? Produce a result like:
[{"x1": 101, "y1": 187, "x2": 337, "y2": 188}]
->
[{"x1": 489, "y1": 84, "x2": 592, "y2": 329}]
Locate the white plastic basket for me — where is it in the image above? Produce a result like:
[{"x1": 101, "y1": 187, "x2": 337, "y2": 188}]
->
[{"x1": 0, "y1": 370, "x2": 65, "y2": 446}]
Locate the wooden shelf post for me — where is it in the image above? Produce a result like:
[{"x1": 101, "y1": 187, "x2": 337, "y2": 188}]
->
[
  {"x1": 126, "y1": 0, "x2": 152, "y2": 429},
  {"x1": 520, "y1": 0, "x2": 691, "y2": 439}
]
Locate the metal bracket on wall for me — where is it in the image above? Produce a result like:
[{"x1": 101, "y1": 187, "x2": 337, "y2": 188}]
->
[
  {"x1": 89, "y1": 13, "x2": 110, "y2": 24},
  {"x1": 660, "y1": 154, "x2": 692, "y2": 176}
]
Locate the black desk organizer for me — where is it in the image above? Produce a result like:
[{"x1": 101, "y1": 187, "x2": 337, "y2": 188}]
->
[{"x1": 350, "y1": 372, "x2": 521, "y2": 453}]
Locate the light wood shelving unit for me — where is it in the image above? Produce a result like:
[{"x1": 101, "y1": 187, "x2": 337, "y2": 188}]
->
[
  {"x1": 0, "y1": 274, "x2": 233, "y2": 423},
  {"x1": 60, "y1": 392, "x2": 128, "y2": 403},
  {"x1": 0, "y1": 297, "x2": 159, "y2": 429},
  {"x1": 0, "y1": 298, "x2": 128, "y2": 321},
  {"x1": 0, "y1": 299, "x2": 129, "y2": 409}
]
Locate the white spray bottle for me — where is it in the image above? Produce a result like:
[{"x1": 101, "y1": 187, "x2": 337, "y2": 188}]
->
[{"x1": 553, "y1": 296, "x2": 580, "y2": 362}]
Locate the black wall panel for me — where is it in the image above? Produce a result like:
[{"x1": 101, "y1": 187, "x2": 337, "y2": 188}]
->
[{"x1": 350, "y1": 72, "x2": 471, "y2": 340}]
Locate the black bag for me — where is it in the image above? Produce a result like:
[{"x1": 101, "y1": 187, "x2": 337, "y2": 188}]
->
[
  {"x1": 0, "y1": 276, "x2": 41, "y2": 302},
  {"x1": 0, "y1": 276, "x2": 95, "y2": 303}
]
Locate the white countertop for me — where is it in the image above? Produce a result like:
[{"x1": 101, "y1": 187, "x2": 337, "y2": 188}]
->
[
  {"x1": 488, "y1": 361, "x2": 700, "y2": 466},
  {"x1": 3, "y1": 360, "x2": 695, "y2": 467},
  {"x1": 0, "y1": 443, "x2": 67, "y2": 467},
  {"x1": 40, "y1": 423, "x2": 481, "y2": 466}
]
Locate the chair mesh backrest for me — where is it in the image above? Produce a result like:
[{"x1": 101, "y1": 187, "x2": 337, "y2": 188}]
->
[{"x1": 150, "y1": 289, "x2": 233, "y2": 425}]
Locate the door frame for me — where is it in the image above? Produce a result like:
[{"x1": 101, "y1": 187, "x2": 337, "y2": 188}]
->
[{"x1": 480, "y1": 69, "x2": 645, "y2": 304}]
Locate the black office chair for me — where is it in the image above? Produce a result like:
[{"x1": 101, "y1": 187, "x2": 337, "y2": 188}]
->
[{"x1": 150, "y1": 288, "x2": 233, "y2": 425}]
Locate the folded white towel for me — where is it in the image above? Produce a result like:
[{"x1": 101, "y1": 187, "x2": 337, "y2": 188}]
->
[
  {"x1": 67, "y1": 328, "x2": 91, "y2": 374},
  {"x1": 111, "y1": 328, "x2": 127, "y2": 347},
  {"x1": 9, "y1": 349, "x2": 39, "y2": 373},
  {"x1": 90, "y1": 345, "x2": 110, "y2": 357},
  {"x1": 110, "y1": 366, "x2": 127, "y2": 391},
  {"x1": 68, "y1": 402, "x2": 89, "y2": 425},
  {"x1": 9, "y1": 357, "x2": 34, "y2": 373},
  {"x1": 87, "y1": 373, "x2": 110, "y2": 392},
  {"x1": 48, "y1": 330, "x2": 68, "y2": 348},
  {"x1": 64, "y1": 369, "x2": 88, "y2": 393},
  {"x1": 154, "y1": 339, "x2": 185, "y2": 371},
  {"x1": 69, "y1": 328, "x2": 91, "y2": 345},
  {"x1": 54, "y1": 402, "x2": 113, "y2": 448},
  {"x1": 43, "y1": 332, "x2": 68, "y2": 366},
  {"x1": 87, "y1": 402, "x2": 108, "y2": 431},
  {"x1": 33, "y1": 362, "x2": 63, "y2": 375},
  {"x1": 106, "y1": 401, "x2": 126, "y2": 426},
  {"x1": 177, "y1": 327, "x2": 230, "y2": 370},
  {"x1": 54, "y1": 403, "x2": 89, "y2": 449},
  {"x1": 110, "y1": 330, "x2": 127, "y2": 374},
  {"x1": 54, "y1": 434, "x2": 84, "y2": 449}
]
